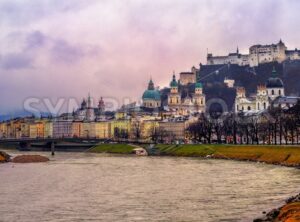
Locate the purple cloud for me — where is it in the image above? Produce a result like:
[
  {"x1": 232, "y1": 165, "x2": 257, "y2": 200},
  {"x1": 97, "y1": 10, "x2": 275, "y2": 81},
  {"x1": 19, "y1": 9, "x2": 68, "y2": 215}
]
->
[
  {"x1": 0, "y1": 30, "x2": 101, "y2": 70},
  {"x1": 0, "y1": 0, "x2": 99, "y2": 26},
  {"x1": 0, "y1": 53, "x2": 33, "y2": 70},
  {"x1": 25, "y1": 31, "x2": 46, "y2": 49},
  {"x1": 50, "y1": 39, "x2": 85, "y2": 64}
]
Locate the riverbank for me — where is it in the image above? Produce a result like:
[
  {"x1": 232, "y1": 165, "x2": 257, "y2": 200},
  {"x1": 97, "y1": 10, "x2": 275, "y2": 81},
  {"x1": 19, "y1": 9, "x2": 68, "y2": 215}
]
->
[
  {"x1": 0, "y1": 150, "x2": 10, "y2": 163},
  {"x1": 90, "y1": 143, "x2": 300, "y2": 167},
  {"x1": 156, "y1": 144, "x2": 300, "y2": 167},
  {"x1": 254, "y1": 193, "x2": 300, "y2": 222}
]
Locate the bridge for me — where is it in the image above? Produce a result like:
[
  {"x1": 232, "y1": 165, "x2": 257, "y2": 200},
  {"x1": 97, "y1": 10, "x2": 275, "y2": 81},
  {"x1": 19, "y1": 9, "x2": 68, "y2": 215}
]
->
[
  {"x1": 0, "y1": 138, "x2": 152, "y2": 154},
  {"x1": 0, "y1": 138, "x2": 109, "y2": 154},
  {"x1": 0, "y1": 137, "x2": 107, "y2": 144}
]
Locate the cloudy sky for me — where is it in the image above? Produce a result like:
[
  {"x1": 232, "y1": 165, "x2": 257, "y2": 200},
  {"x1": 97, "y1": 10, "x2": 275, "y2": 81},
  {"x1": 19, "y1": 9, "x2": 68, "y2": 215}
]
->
[{"x1": 1, "y1": 0, "x2": 300, "y2": 114}]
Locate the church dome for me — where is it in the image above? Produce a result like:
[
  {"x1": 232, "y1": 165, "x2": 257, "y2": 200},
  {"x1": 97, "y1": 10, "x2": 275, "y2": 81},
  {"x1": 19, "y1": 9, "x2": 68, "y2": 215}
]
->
[
  {"x1": 266, "y1": 78, "x2": 283, "y2": 88},
  {"x1": 266, "y1": 67, "x2": 284, "y2": 88},
  {"x1": 142, "y1": 90, "x2": 161, "y2": 100},
  {"x1": 195, "y1": 82, "x2": 203, "y2": 88},
  {"x1": 142, "y1": 78, "x2": 161, "y2": 100}
]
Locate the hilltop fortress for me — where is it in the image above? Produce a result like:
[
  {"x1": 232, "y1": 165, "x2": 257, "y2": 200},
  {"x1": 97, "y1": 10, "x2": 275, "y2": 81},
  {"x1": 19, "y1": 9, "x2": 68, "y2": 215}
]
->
[{"x1": 207, "y1": 40, "x2": 300, "y2": 67}]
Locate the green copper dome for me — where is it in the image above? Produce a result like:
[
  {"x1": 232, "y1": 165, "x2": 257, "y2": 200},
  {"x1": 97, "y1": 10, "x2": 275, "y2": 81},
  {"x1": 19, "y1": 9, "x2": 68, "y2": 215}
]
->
[
  {"x1": 195, "y1": 82, "x2": 203, "y2": 88},
  {"x1": 170, "y1": 74, "x2": 178, "y2": 87},
  {"x1": 142, "y1": 78, "x2": 161, "y2": 100},
  {"x1": 142, "y1": 90, "x2": 161, "y2": 100}
]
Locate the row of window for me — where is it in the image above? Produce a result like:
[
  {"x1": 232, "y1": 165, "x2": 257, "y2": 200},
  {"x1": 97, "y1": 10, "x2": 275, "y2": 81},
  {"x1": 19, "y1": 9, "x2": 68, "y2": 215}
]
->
[
  {"x1": 169, "y1": 98, "x2": 204, "y2": 105},
  {"x1": 270, "y1": 89, "x2": 282, "y2": 96},
  {"x1": 146, "y1": 102, "x2": 160, "y2": 107},
  {"x1": 237, "y1": 102, "x2": 267, "y2": 111}
]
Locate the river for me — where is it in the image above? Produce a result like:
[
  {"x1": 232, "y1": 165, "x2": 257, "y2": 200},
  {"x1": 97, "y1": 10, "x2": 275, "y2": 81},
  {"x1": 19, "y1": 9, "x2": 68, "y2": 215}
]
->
[{"x1": 0, "y1": 151, "x2": 299, "y2": 222}]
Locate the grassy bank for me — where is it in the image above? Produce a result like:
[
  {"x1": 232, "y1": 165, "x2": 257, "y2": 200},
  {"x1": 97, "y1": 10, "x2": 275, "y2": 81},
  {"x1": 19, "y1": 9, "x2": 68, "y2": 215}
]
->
[
  {"x1": 89, "y1": 143, "x2": 135, "y2": 154},
  {"x1": 156, "y1": 144, "x2": 300, "y2": 167},
  {"x1": 0, "y1": 143, "x2": 18, "y2": 150},
  {"x1": 90, "y1": 143, "x2": 300, "y2": 167}
]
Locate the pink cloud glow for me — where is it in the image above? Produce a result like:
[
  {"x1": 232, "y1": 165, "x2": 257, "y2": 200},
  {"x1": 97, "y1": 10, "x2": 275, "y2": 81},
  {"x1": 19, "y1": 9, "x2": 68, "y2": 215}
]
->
[{"x1": 0, "y1": 0, "x2": 300, "y2": 114}]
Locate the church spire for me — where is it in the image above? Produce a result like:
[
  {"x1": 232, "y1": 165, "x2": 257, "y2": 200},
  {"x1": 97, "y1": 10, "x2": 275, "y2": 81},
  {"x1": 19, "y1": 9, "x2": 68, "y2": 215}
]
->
[
  {"x1": 98, "y1": 97, "x2": 105, "y2": 113},
  {"x1": 81, "y1": 98, "x2": 87, "y2": 109},
  {"x1": 87, "y1": 93, "x2": 91, "y2": 108}
]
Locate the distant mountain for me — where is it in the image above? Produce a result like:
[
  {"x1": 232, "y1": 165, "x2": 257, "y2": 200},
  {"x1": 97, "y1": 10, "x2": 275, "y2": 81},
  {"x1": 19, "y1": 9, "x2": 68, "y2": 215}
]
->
[{"x1": 0, "y1": 110, "x2": 52, "y2": 121}]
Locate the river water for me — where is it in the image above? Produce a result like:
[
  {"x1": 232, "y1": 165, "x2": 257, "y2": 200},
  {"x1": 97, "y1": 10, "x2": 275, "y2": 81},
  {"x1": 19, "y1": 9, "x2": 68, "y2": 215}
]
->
[{"x1": 0, "y1": 151, "x2": 299, "y2": 222}]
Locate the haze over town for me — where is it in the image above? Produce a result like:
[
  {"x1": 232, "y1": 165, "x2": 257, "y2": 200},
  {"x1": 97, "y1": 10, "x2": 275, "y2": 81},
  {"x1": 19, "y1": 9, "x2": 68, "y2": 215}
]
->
[{"x1": 1, "y1": 0, "x2": 300, "y2": 114}]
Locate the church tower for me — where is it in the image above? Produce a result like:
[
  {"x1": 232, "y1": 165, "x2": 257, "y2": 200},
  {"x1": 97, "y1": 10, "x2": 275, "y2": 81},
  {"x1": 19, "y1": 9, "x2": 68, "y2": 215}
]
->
[
  {"x1": 235, "y1": 87, "x2": 246, "y2": 112},
  {"x1": 98, "y1": 97, "x2": 105, "y2": 113},
  {"x1": 87, "y1": 93, "x2": 92, "y2": 109},
  {"x1": 168, "y1": 73, "x2": 181, "y2": 106},
  {"x1": 256, "y1": 85, "x2": 269, "y2": 111},
  {"x1": 236, "y1": 87, "x2": 246, "y2": 98},
  {"x1": 266, "y1": 67, "x2": 284, "y2": 101},
  {"x1": 195, "y1": 82, "x2": 203, "y2": 95},
  {"x1": 86, "y1": 93, "x2": 95, "y2": 121},
  {"x1": 193, "y1": 82, "x2": 205, "y2": 113}
]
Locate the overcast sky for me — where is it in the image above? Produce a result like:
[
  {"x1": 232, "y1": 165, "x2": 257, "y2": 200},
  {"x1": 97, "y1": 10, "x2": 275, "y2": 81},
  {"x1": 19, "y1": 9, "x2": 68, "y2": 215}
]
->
[{"x1": 1, "y1": 0, "x2": 300, "y2": 114}]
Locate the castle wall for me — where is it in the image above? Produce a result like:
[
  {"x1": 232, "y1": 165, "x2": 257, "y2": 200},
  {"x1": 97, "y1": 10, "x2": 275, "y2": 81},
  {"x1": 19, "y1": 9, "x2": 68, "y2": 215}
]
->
[
  {"x1": 286, "y1": 51, "x2": 300, "y2": 60},
  {"x1": 207, "y1": 41, "x2": 297, "y2": 67}
]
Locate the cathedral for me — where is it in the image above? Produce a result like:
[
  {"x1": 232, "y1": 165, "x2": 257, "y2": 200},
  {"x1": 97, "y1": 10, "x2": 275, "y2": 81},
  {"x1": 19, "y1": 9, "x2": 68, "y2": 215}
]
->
[
  {"x1": 142, "y1": 79, "x2": 161, "y2": 110},
  {"x1": 142, "y1": 72, "x2": 206, "y2": 115},
  {"x1": 73, "y1": 95, "x2": 106, "y2": 121},
  {"x1": 235, "y1": 67, "x2": 285, "y2": 112},
  {"x1": 167, "y1": 74, "x2": 205, "y2": 115}
]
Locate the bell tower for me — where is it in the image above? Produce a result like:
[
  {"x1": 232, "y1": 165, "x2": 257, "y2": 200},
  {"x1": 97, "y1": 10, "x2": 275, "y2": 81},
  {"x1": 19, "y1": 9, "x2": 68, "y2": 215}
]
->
[{"x1": 168, "y1": 73, "x2": 180, "y2": 106}]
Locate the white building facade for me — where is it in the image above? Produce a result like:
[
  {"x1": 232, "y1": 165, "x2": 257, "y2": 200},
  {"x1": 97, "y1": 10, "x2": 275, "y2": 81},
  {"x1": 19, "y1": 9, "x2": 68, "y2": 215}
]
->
[{"x1": 235, "y1": 68, "x2": 284, "y2": 113}]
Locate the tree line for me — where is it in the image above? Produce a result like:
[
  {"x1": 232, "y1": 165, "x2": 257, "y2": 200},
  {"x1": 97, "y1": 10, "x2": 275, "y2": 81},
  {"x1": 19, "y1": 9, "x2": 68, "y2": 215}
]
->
[{"x1": 187, "y1": 101, "x2": 300, "y2": 145}]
